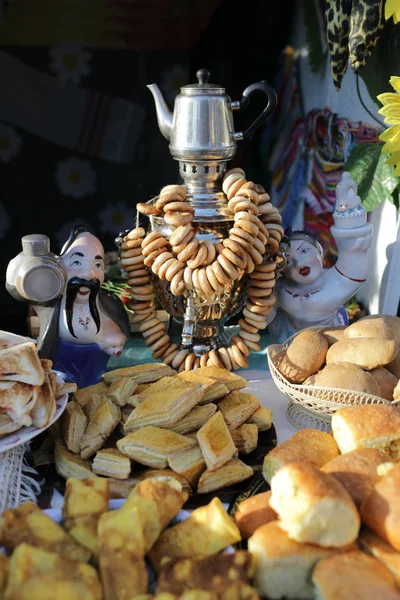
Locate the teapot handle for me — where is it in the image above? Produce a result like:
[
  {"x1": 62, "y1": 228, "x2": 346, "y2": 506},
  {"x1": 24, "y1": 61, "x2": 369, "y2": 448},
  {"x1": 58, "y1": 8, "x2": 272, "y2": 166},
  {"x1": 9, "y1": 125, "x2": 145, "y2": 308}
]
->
[{"x1": 233, "y1": 81, "x2": 277, "y2": 140}]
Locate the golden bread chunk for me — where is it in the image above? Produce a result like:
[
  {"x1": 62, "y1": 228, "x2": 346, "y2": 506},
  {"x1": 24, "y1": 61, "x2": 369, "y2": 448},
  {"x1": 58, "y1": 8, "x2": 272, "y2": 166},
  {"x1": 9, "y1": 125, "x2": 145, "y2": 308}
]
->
[
  {"x1": 245, "y1": 407, "x2": 272, "y2": 431},
  {"x1": 263, "y1": 428, "x2": 339, "y2": 484},
  {"x1": 0, "y1": 341, "x2": 44, "y2": 386},
  {"x1": 0, "y1": 553, "x2": 8, "y2": 596},
  {"x1": 312, "y1": 550, "x2": 400, "y2": 600},
  {"x1": 63, "y1": 478, "x2": 109, "y2": 558},
  {"x1": 0, "y1": 380, "x2": 36, "y2": 427},
  {"x1": 98, "y1": 505, "x2": 148, "y2": 598},
  {"x1": 40, "y1": 358, "x2": 53, "y2": 373},
  {"x1": 168, "y1": 446, "x2": 207, "y2": 488},
  {"x1": 196, "y1": 411, "x2": 237, "y2": 471},
  {"x1": 331, "y1": 404, "x2": 400, "y2": 458},
  {"x1": 177, "y1": 371, "x2": 230, "y2": 403},
  {"x1": 4, "y1": 543, "x2": 101, "y2": 600},
  {"x1": 61, "y1": 400, "x2": 88, "y2": 454},
  {"x1": 277, "y1": 329, "x2": 328, "y2": 384},
  {"x1": 117, "y1": 426, "x2": 196, "y2": 469},
  {"x1": 168, "y1": 404, "x2": 217, "y2": 435},
  {"x1": 229, "y1": 424, "x2": 258, "y2": 455},
  {"x1": 148, "y1": 497, "x2": 241, "y2": 571},
  {"x1": 156, "y1": 551, "x2": 254, "y2": 595},
  {"x1": 105, "y1": 376, "x2": 138, "y2": 407},
  {"x1": 103, "y1": 363, "x2": 175, "y2": 384},
  {"x1": 359, "y1": 528, "x2": 400, "y2": 588},
  {"x1": 235, "y1": 491, "x2": 277, "y2": 539},
  {"x1": 108, "y1": 470, "x2": 192, "y2": 499},
  {"x1": 269, "y1": 462, "x2": 360, "y2": 547},
  {"x1": 124, "y1": 477, "x2": 188, "y2": 552},
  {"x1": 73, "y1": 381, "x2": 109, "y2": 408},
  {"x1": 197, "y1": 459, "x2": 253, "y2": 494},
  {"x1": 80, "y1": 396, "x2": 121, "y2": 459},
  {"x1": 92, "y1": 448, "x2": 131, "y2": 479},
  {"x1": 345, "y1": 314, "x2": 400, "y2": 342},
  {"x1": 304, "y1": 362, "x2": 381, "y2": 396},
  {"x1": 54, "y1": 439, "x2": 95, "y2": 480},
  {"x1": 0, "y1": 501, "x2": 91, "y2": 562},
  {"x1": 192, "y1": 366, "x2": 247, "y2": 392},
  {"x1": 218, "y1": 391, "x2": 260, "y2": 429},
  {"x1": 326, "y1": 338, "x2": 398, "y2": 370},
  {"x1": 30, "y1": 373, "x2": 56, "y2": 428},
  {"x1": 123, "y1": 386, "x2": 203, "y2": 433},
  {"x1": 127, "y1": 376, "x2": 185, "y2": 407},
  {"x1": 321, "y1": 447, "x2": 390, "y2": 508}
]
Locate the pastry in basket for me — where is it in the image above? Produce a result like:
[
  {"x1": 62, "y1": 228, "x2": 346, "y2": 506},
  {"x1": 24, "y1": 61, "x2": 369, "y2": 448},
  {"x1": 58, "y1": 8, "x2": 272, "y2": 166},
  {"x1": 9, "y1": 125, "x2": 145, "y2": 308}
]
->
[
  {"x1": 218, "y1": 391, "x2": 260, "y2": 429},
  {"x1": 124, "y1": 477, "x2": 188, "y2": 552},
  {"x1": 168, "y1": 404, "x2": 217, "y2": 435},
  {"x1": 359, "y1": 528, "x2": 400, "y2": 587},
  {"x1": 92, "y1": 448, "x2": 131, "y2": 479},
  {"x1": 312, "y1": 550, "x2": 400, "y2": 600},
  {"x1": 321, "y1": 447, "x2": 390, "y2": 508},
  {"x1": 229, "y1": 424, "x2": 258, "y2": 456},
  {"x1": 262, "y1": 429, "x2": 339, "y2": 484},
  {"x1": 117, "y1": 426, "x2": 196, "y2": 469},
  {"x1": 0, "y1": 553, "x2": 8, "y2": 597},
  {"x1": 80, "y1": 396, "x2": 121, "y2": 459},
  {"x1": 168, "y1": 446, "x2": 207, "y2": 488},
  {"x1": 196, "y1": 411, "x2": 237, "y2": 471},
  {"x1": 54, "y1": 439, "x2": 96, "y2": 480},
  {"x1": 4, "y1": 543, "x2": 102, "y2": 600},
  {"x1": 320, "y1": 325, "x2": 347, "y2": 346},
  {"x1": 102, "y1": 362, "x2": 175, "y2": 384},
  {"x1": 277, "y1": 329, "x2": 328, "y2": 384},
  {"x1": 128, "y1": 376, "x2": 187, "y2": 407},
  {"x1": 0, "y1": 380, "x2": 37, "y2": 427},
  {"x1": 108, "y1": 470, "x2": 192, "y2": 499},
  {"x1": 61, "y1": 400, "x2": 88, "y2": 453},
  {"x1": 361, "y1": 462, "x2": 400, "y2": 552},
  {"x1": 63, "y1": 477, "x2": 109, "y2": 559},
  {"x1": 326, "y1": 338, "x2": 399, "y2": 370},
  {"x1": 234, "y1": 491, "x2": 277, "y2": 539},
  {"x1": 248, "y1": 521, "x2": 357, "y2": 600},
  {"x1": 345, "y1": 314, "x2": 400, "y2": 343},
  {"x1": 156, "y1": 551, "x2": 255, "y2": 595},
  {"x1": 0, "y1": 341, "x2": 44, "y2": 386},
  {"x1": 369, "y1": 367, "x2": 398, "y2": 401},
  {"x1": 73, "y1": 381, "x2": 109, "y2": 408},
  {"x1": 123, "y1": 386, "x2": 203, "y2": 433},
  {"x1": 303, "y1": 362, "x2": 381, "y2": 396},
  {"x1": 0, "y1": 501, "x2": 91, "y2": 562},
  {"x1": 148, "y1": 497, "x2": 241, "y2": 571},
  {"x1": 177, "y1": 371, "x2": 230, "y2": 404},
  {"x1": 105, "y1": 376, "x2": 138, "y2": 407},
  {"x1": 98, "y1": 505, "x2": 148, "y2": 599},
  {"x1": 331, "y1": 404, "x2": 400, "y2": 458},
  {"x1": 192, "y1": 366, "x2": 247, "y2": 392},
  {"x1": 245, "y1": 407, "x2": 272, "y2": 431},
  {"x1": 269, "y1": 461, "x2": 360, "y2": 547},
  {"x1": 197, "y1": 458, "x2": 253, "y2": 494},
  {"x1": 30, "y1": 373, "x2": 56, "y2": 428}
]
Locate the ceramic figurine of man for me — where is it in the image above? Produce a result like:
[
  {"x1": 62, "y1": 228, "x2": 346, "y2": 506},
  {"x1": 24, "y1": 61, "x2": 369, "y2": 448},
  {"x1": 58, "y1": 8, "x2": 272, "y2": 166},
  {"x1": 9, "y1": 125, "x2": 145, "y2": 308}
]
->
[
  {"x1": 267, "y1": 172, "x2": 373, "y2": 344},
  {"x1": 7, "y1": 226, "x2": 130, "y2": 388}
]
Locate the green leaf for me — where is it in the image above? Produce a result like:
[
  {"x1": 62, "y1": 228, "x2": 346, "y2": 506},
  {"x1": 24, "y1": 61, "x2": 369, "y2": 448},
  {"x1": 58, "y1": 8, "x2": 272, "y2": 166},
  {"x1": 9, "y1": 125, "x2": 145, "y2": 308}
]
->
[{"x1": 344, "y1": 142, "x2": 399, "y2": 212}]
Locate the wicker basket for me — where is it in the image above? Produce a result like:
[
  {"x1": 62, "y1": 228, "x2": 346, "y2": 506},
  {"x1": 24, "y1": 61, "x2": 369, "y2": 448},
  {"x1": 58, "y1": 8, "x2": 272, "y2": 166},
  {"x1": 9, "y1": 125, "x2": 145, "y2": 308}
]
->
[{"x1": 267, "y1": 329, "x2": 399, "y2": 427}]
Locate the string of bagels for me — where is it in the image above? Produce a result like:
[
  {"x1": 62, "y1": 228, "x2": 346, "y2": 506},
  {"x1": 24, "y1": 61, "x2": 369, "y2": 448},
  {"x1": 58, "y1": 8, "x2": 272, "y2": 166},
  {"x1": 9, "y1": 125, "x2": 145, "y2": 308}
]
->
[{"x1": 119, "y1": 168, "x2": 283, "y2": 372}]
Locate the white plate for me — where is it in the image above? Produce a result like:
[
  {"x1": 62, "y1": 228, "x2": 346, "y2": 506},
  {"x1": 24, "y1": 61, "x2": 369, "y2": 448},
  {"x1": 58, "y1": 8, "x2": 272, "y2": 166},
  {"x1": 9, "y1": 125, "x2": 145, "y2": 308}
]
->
[{"x1": 0, "y1": 371, "x2": 69, "y2": 454}]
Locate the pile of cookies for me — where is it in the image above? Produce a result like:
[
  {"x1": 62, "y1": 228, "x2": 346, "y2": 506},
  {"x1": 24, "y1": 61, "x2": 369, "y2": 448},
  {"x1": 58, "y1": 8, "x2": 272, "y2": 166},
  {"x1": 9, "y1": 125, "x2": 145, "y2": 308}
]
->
[
  {"x1": 56, "y1": 363, "x2": 273, "y2": 496},
  {"x1": 0, "y1": 476, "x2": 260, "y2": 599},
  {"x1": 274, "y1": 314, "x2": 400, "y2": 402}
]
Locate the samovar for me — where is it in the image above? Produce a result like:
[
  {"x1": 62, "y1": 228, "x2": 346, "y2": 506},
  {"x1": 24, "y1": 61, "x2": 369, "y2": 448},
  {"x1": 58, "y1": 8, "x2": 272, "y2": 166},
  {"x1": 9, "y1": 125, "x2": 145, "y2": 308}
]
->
[{"x1": 132, "y1": 69, "x2": 277, "y2": 355}]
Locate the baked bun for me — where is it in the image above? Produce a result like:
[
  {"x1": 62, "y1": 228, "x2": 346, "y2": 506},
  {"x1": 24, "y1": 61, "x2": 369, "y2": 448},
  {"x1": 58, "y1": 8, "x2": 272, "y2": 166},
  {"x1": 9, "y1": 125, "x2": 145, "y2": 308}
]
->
[
  {"x1": 269, "y1": 461, "x2": 360, "y2": 547},
  {"x1": 331, "y1": 404, "x2": 400, "y2": 458},
  {"x1": 248, "y1": 521, "x2": 355, "y2": 600},
  {"x1": 326, "y1": 338, "x2": 398, "y2": 371},
  {"x1": 320, "y1": 326, "x2": 347, "y2": 347},
  {"x1": 263, "y1": 429, "x2": 339, "y2": 484},
  {"x1": 234, "y1": 491, "x2": 277, "y2": 539},
  {"x1": 321, "y1": 448, "x2": 389, "y2": 508},
  {"x1": 304, "y1": 362, "x2": 380, "y2": 396},
  {"x1": 359, "y1": 528, "x2": 400, "y2": 587},
  {"x1": 369, "y1": 367, "x2": 398, "y2": 401},
  {"x1": 345, "y1": 314, "x2": 400, "y2": 343},
  {"x1": 361, "y1": 462, "x2": 400, "y2": 552},
  {"x1": 277, "y1": 329, "x2": 328, "y2": 384},
  {"x1": 312, "y1": 550, "x2": 400, "y2": 600}
]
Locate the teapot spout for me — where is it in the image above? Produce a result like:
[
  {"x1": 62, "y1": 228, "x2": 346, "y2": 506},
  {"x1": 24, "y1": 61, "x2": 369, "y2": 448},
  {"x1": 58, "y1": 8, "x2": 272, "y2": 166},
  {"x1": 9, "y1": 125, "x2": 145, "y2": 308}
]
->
[{"x1": 147, "y1": 83, "x2": 173, "y2": 141}]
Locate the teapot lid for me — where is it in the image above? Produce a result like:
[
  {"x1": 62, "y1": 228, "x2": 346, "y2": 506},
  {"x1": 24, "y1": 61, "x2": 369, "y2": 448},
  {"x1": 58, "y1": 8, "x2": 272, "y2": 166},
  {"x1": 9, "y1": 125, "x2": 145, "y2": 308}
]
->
[{"x1": 181, "y1": 68, "x2": 225, "y2": 95}]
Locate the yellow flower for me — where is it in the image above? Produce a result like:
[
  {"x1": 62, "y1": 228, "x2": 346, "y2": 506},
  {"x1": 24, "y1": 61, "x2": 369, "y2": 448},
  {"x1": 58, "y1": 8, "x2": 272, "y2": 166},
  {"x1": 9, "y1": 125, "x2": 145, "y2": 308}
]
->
[
  {"x1": 378, "y1": 76, "x2": 400, "y2": 174},
  {"x1": 385, "y1": 0, "x2": 400, "y2": 23}
]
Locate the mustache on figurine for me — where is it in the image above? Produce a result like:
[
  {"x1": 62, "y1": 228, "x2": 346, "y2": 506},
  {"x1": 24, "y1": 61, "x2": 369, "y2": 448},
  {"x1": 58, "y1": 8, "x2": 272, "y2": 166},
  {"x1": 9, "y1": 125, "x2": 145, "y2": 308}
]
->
[{"x1": 65, "y1": 277, "x2": 101, "y2": 338}]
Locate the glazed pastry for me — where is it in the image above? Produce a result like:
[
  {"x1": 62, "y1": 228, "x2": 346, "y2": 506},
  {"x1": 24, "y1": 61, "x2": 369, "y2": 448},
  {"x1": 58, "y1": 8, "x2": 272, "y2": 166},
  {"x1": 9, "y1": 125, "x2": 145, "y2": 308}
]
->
[
  {"x1": 168, "y1": 404, "x2": 217, "y2": 435},
  {"x1": 197, "y1": 458, "x2": 254, "y2": 494},
  {"x1": 246, "y1": 407, "x2": 273, "y2": 431},
  {"x1": 177, "y1": 371, "x2": 230, "y2": 403},
  {"x1": 92, "y1": 448, "x2": 131, "y2": 480},
  {"x1": 168, "y1": 445, "x2": 207, "y2": 488},
  {"x1": 54, "y1": 440, "x2": 95, "y2": 480},
  {"x1": 80, "y1": 397, "x2": 121, "y2": 460},
  {"x1": 218, "y1": 390, "x2": 260, "y2": 429},
  {"x1": 192, "y1": 366, "x2": 247, "y2": 392},
  {"x1": 127, "y1": 375, "x2": 187, "y2": 407},
  {"x1": 73, "y1": 381, "x2": 109, "y2": 408},
  {"x1": 229, "y1": 424, "x2": 258, "y2": 455},
  {"x1": 197, "y1": 411, "x2": 237, "y2": 471},
  {"x1": 109, "y1": 469, "x2": 192, "y2": 498},
  {"x1": 105, "y1": 377, "x2": 138, "y2": 407},
  {"x1": 61, "y1": 400, "x2": 88, "y2": 454},
  {"x1": 102, "y1": 363, "x2": 175, "y2": 384}
]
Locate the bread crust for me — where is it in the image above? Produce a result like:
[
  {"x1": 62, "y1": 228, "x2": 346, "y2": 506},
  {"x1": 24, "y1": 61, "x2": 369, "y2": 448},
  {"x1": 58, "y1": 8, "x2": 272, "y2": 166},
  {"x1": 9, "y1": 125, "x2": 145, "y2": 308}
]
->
[{"x1": 326, "y1": 338, "x2": 398, "y2": 371}]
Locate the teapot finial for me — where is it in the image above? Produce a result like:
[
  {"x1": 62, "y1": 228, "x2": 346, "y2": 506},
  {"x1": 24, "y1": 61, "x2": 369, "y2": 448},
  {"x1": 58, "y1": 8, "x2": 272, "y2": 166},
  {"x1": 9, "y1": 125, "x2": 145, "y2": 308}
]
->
[{"x1": 196, "y1": 68, "x2": 210, "y2": 85}]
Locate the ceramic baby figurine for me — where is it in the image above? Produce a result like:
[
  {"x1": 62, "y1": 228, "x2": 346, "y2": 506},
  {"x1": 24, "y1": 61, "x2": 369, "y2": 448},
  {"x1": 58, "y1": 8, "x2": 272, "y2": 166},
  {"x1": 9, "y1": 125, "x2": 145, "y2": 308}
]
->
[
  {"x1": 267, "y1": 172, "x2": 373, "y2": 344},
  {"x1": 6, "y1": 226, "x2": 130, "y2": 388}
]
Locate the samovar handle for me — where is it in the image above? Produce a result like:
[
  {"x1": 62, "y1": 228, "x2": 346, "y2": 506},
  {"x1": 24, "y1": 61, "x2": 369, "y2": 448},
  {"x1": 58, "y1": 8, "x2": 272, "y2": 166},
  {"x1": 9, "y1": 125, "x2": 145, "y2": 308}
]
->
[{"x1": 232, "y1": 81, "x2": 277, "y2": 140}]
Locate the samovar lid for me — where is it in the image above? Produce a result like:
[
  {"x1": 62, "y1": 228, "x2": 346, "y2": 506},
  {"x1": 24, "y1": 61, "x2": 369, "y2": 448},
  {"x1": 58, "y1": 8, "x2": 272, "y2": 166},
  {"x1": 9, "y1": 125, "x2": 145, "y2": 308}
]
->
[{"x1": 181, "y1": 68, "x2": 225, "y2": 94}]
